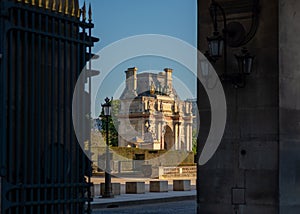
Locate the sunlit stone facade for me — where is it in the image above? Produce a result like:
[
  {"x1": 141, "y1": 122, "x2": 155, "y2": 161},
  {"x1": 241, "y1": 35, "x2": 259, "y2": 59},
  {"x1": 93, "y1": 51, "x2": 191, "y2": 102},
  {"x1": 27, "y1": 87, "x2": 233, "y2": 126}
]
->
[{"x1": 118, "y1": 67, "x2": 194, "y2": 151}]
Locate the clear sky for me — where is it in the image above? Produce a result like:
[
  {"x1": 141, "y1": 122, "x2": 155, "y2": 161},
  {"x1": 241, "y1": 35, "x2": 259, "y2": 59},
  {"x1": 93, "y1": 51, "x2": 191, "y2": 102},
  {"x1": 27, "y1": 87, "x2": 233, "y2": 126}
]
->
[{"x1": 78, "y1": 0, "x2": 198, "y2": 117}]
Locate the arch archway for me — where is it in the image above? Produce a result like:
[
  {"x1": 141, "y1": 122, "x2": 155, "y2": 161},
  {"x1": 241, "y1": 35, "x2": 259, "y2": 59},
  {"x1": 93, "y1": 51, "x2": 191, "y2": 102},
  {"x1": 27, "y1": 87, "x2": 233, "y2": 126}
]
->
[{"x1": 164, "y1": 126, "x2": 174, "y2": 150}]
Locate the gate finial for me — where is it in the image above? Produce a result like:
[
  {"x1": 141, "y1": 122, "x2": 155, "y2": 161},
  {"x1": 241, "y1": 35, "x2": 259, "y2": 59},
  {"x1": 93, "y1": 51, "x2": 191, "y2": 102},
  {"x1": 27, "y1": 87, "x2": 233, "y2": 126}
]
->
[
  {"x1": 88, "y1": 3, "x2": 92, "y2": 22},
  {"x1": 65, "y1": 0, "x2": 69, "y2": 15},
  {"x1": 77, "y1": 6, "x2": 81, "y2": 18},
  {"x1": 71, "y1": 0, "x2": 76, "y2": 17},
  {"x1": 82, "y1": 1, "x2": 87, "y2": 21},
  {"x1": 58, "y1": 0, "x2": 63, "y2": 13},
  {"x1": 52, "y1": 0, "x2": 57, "y2": 11},
  {"x1": 45, "y1": 0, "x2": 50, "y2": 9}
]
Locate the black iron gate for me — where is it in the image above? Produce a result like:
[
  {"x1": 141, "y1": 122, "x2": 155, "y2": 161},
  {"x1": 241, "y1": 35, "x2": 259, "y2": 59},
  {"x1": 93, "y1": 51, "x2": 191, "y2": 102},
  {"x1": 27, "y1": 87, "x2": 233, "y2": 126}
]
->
[{"x1": 0, "y1": 0, "x2": 98, "y2": 213}]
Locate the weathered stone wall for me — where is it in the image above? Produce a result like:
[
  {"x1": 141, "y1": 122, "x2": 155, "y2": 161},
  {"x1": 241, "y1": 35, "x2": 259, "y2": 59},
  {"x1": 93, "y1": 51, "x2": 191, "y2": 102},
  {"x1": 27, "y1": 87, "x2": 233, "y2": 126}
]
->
[
  {"x1": 279, "y1": 0, "x2": 300, "y2": 213},
  {"x1": 197, "y1": 0, "x2": 279, "y2": 213}
]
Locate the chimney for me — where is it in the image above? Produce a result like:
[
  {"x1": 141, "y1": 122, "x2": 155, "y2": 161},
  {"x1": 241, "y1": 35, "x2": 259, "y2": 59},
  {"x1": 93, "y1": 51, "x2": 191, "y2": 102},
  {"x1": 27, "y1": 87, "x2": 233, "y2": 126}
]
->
[
  {"x1": 125, "y1": 67, "x2": 138, "y2": 96},
  {"x1": 164, "y1": 68, "x2": 173, "y2": 89}
]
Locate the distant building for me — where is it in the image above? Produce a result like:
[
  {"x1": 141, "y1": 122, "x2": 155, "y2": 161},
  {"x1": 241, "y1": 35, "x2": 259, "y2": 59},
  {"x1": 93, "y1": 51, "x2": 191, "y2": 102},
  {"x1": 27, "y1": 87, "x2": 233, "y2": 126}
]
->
[
  {"x1": 117, "y1": 67, "x2": 194, "y2": 151},
  {"x1": 186, "y1": 98, "x2": 199, "y2": 131}
]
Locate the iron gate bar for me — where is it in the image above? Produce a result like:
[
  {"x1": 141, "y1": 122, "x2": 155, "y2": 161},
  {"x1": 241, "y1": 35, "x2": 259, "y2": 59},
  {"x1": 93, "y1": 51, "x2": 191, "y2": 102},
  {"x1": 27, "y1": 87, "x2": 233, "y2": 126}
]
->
[
  {"x1": 0, "y1": 1, "x2": 7, "y2": 180},
  {"x1": 23, "y1": 8, "x2": 29, "y2": 214},
  {"x1": 50, "y1": 14, "x2": 55, "y2": 214},
  {"x1": 75, "y1": 17, "x2": 81, "y2": 214},
  {"x1": 63, "y1": 17, "x2": 67, "y2": 214},
  {"x1": 81, "y1": 9, "x2": 88, "y2": 214},
  {"x1": 16, "y1": 7, "x2": 22, "y2": 214},
  {"x1": 57, "y1": 14, "x2": 62, "y2": 213},
  {"x1": 43, "y1": 10, "x2": 49, "y2": 214},
  {"x1": 37, "y1": 10, "x2": 42, "y2": 214},
  {"x1": 7, "y1": 10, "x2": 14, "y2": 214},
  {"x1": 87, "y1": 6, "x2": 93, "y2": 211},
  {"x1": 69, "y1": 19, "x2": 75, "y2": 214}
]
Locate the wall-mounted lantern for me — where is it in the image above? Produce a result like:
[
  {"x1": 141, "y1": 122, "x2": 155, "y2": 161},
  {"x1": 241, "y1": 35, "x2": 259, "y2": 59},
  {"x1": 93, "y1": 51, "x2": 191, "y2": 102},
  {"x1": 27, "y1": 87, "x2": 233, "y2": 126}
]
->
[{"x1": 206, "y1": 0, "x2": 260, "y2": 88}]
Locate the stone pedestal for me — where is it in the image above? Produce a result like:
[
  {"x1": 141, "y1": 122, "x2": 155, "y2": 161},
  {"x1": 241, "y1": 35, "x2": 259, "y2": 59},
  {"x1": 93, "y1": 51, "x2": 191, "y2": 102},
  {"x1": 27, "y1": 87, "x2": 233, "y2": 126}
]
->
[
  {"x1": 150, "y1": 181, "x2": 168, "y2": 192},
  {"x1": 100, "y1": 183, "x2": 121, "y2": 196},
  {"x1": 173, "y1": 180, "x2": 191, "y2": 191},
  {"x1": 126, "y1": 182, "x2": 145, "y2": 194},
  {"x1": 90, "y1": 184, "x2": 101, "y2": 197}
]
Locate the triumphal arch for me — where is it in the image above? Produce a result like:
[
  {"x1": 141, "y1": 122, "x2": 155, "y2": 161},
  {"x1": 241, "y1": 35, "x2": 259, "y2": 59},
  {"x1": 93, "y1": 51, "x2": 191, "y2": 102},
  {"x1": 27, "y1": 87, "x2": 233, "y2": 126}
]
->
[{"x1": 117, "y1": 67, "x2": 194, "y2": 151}]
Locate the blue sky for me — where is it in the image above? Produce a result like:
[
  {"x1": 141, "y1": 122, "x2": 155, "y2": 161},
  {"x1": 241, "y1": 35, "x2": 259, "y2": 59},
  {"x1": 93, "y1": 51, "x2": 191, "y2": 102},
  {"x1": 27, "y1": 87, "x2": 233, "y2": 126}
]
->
[
  {"x1": 78, "y1": 0, "x2": 198, "y2": 117},
  {"x1": 80, "y1": 0, "x2": 197, "y2": 50}
]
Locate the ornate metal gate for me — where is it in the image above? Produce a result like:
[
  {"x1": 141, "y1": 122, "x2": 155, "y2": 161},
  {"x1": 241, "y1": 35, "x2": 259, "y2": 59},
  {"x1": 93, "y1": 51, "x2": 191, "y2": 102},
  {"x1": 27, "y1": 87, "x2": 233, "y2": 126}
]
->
[{"x1": 0, "y1": 0, "x2": 98, "y2": 213}]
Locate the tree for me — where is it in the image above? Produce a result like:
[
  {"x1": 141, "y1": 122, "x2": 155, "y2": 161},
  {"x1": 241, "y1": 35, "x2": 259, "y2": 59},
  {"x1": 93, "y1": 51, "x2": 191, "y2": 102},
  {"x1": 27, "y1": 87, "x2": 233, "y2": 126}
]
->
[
  {"x1": 192, "y1": 129, "x2": 197, "y2": 154},
  {"x1": 100, "y1": 99, "x2": 120, "y2": 147}
]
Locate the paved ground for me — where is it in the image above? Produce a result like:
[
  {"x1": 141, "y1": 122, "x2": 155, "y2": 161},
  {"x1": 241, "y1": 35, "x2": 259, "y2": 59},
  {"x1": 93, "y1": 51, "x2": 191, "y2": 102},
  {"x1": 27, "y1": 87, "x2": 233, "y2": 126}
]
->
[
  {"x1": 91, "y1": 190, "x2": 196, "y2": 209},
  {"x1": 92, "y1": 200, "x2": 197, "y2": 214}
]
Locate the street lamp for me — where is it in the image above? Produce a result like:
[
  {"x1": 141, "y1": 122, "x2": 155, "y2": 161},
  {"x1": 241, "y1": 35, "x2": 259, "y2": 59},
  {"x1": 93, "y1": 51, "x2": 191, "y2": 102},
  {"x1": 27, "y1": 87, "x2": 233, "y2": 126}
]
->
[{"x1": 101, "y1": 97, "x2": 113, "y2": 198}]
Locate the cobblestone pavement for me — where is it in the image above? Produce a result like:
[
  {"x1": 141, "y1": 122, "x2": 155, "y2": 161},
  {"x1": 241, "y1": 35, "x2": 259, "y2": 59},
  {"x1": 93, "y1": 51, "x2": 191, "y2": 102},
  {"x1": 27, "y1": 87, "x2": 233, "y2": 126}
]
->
[{"x1": 92, "y1": 200, "x2": 196, "y2": 214}]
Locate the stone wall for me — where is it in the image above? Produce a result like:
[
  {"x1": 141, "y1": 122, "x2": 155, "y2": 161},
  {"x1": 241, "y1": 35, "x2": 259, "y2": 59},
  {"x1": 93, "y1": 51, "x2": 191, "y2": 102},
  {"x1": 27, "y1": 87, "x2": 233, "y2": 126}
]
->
[
  {"x1": 197, "y1": 0, "x2": 279, "y2": 213},
  {"x1": 279, "y1": 0, "x2": 300, "y2": 213}
]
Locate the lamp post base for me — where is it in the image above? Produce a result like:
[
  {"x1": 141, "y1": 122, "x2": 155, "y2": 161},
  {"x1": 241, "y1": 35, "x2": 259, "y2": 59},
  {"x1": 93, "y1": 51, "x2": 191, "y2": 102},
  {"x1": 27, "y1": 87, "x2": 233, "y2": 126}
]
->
[
  {"x1": 102, "y1": 171, "x2": 114, "y2": 198},
  {"x1": 102, "y1": 193, "x2": 114, "y2": 198}
]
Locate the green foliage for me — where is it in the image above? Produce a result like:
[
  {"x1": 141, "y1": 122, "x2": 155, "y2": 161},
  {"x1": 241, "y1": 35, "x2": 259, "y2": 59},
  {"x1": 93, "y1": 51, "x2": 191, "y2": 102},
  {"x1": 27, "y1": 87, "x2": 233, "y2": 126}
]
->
[
  {"x1": 192, "y1": 129, "x2": 197, "y2": 154},
  {"x1": 100, "y1": 99, "x2": 120, "y2": 147},
  {"x1": 109, "y1": 147, "x2": 195, "y2": 165}
]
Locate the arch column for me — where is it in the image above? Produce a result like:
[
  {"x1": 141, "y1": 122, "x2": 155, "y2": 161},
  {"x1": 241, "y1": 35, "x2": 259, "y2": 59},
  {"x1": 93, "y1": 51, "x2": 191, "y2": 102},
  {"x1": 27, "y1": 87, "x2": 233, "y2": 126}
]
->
[{"x1": 174, "y1": 123, "x2": 178, "y2": 150}]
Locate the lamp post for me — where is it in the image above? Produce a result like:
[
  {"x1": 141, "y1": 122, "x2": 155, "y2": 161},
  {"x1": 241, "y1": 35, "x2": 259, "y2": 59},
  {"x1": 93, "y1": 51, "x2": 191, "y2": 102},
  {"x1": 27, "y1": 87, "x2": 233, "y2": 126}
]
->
[{"x1": 101, "y1": 97, "x2": 114, "y2": 198}]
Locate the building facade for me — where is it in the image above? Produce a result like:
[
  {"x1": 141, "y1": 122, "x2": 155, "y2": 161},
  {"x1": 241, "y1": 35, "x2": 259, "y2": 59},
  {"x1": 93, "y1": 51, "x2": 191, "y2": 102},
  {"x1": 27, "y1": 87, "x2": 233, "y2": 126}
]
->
[{"x1": 117, "y1": 67, "x2": 194, "y2": 151}]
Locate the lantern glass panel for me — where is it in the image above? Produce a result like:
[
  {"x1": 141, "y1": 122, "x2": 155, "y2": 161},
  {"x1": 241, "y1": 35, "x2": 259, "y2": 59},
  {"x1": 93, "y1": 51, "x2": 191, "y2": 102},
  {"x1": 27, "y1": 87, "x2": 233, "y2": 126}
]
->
[
  {"x1": 208, "y1": 38, "x2": 223, "y2": 58},
  {"x1": 244, "y1": 57, "x2": 253, "y2": 74},
  {"x1": 103, "y1": 105, "x2": 111, "y2": 116},
  {"x1": 235, "y1": 48, "x2": 254, "y2": 74},
  {"x1": 200, "y1": 60, "x2": 209, "y2": 77},
  {"x1": 218, "y1": 40, "x2": 224, "y2": 56}
]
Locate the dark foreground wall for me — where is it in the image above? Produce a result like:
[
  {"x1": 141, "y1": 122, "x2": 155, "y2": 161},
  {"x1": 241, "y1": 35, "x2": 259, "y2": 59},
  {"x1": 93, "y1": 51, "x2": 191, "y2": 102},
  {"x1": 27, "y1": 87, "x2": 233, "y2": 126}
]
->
[
  {"x1": 279, "y1": 0, "x2": 300, "y2": 213},
  {"x1": 197, "y1": 0, "x2": 280, "y2": 213}
]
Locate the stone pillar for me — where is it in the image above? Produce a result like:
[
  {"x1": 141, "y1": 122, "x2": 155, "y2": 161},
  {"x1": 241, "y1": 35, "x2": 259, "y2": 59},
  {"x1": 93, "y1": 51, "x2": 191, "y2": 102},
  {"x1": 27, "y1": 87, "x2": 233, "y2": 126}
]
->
[
  {"x1": 279, "y1": 1, "x2": 300, "y2": 213},
  {"x1": 158, "y1": 122, "x2": 161, "y2": 149},
  {"x1": 197, "y1": 0, "x2": 279, "y2": 213},
  {"x1": 178, "y1": 123, "x2": 182, "y2": 150},
  {"x1": 186, "y1": 124, "x2": 189, "y2": 151},
  {"x1": 161, "y1": 125, "x2": 165, "y2": 150},
  {"x1": 189, "y1": 124, "x2": 193, "y2": 152},
  {"x1": 174, "y1": 123, "x2": 178, "y2": 150}
]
